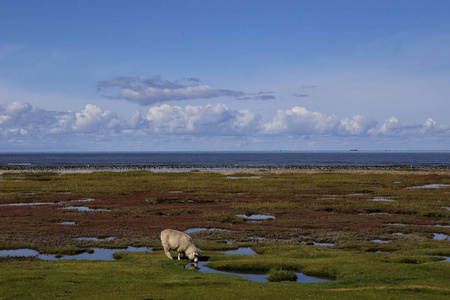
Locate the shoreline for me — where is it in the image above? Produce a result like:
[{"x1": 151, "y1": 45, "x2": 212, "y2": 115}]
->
[{"x1": 1, "y1": 164, "x2": 449, "y2": 175}]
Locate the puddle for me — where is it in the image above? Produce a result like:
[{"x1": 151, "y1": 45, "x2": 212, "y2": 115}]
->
[
  {"x1": 236, "y1": 214, "x2": 275, "y2": 221},
  {"x1": 59, "y1": 206, "x2": 110, "y2": 212},
  {"x1": 441, "y1": 207, "x2": 450, "y2": 211},
  {"x1": 439, "y1": 257, "x2": 450, "y2": 262},
  {"x1": 249, "y1": 236, "x2": 266, "y2": 241},
  {"x1": 360, "y1": 213, "x2": 391, "y2": 216},
  {"x1": 70, "y1": 198, "x2": 95, "y2": 203},
  {"x1": 220, "y1": 247, "x2": 257, "y2": 255},
  {"x1": 59, "y1": 222, "x2": 77, "y2": 225},
  {"x1": 0, "y1": 249, "x2": 41, "y2": 257},
  {"x1": 317, "y1": 195, "x2": 339, "y2": 200},
  {"x1": 183, "y1": 228, "x2": 230, "y2": 234},
  {"x1": 387, "y1": 223, "x2": 450, "y2": 228},
  {"x1": 0, "y1": 199, "x2": 95, "y2": 207},
  {"x1": 348, "y1": 193, "x2": 368, "y2": 196},
  {"x1": 76, "y1": 237, "x2": 115, "y2": 241},
  {"x1": 300, "y1": 242, "x2": 335, "y2": 247},
  {"x1": 186, "y1": 261, "x2": 331, "y2": 283},
  {"x1": 433, "y1": 233, "x2": 449, "y2": 241},
  {"x1": 407, "y1": 184, "x2": 450, "y2": 189},
  {"x1": 0, "y1": 202, "x2": 57, "y2": 207},
  {"x1": 226, "y1": 176, "x2": 261, "y2": 180},
  {"x1": 392, "y1": 232, "x2": 404, "y2": 236},
  {"x1": 369, "y1": 197, "x2": 395, "y2": 202},
  {"x1": 313, "y1": 242, "x2": 335, "y2": 247},
  {"x1": 226, "y1": 240, "x2": 235, "y2": 245},
  {"x1": 0, "y1": 247, "x2": 152, "y2": 261},
  {"x1": 371, "y1": 240, "x2": 392, "y2": 244},
  {"x1": 168, "y1": 191, "x2": 183, "y2": 194}
]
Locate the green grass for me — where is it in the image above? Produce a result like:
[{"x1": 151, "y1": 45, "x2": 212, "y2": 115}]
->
[
  {"x1": 0, "y1": 249, "x2": 449, "y2": 299},
  {"x1": 267, "y1": 268, "x2": 297, "y2": 282},
  {"x1": 0, "y1": 169, "x2": 449, "y2": 299}
]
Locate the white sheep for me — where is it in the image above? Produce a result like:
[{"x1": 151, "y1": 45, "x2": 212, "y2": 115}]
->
[{"x1": 160, "y1": 229, "x2": 199, "y2": 262}]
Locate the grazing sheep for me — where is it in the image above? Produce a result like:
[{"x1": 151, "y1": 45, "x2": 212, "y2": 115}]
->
[{"x1": 161, "y1": 229, "x2": 199, "y2": 262}]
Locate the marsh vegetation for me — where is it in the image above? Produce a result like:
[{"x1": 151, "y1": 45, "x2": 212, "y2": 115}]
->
[{"x1": 0, "y1": 169, "x2": 449, "y2": 299}]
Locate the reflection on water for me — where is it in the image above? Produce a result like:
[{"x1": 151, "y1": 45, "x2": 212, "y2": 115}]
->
[
  {"x1": 249, "y1": 236, "x2": 266, "y2": 241},
  {"x1": 59, "y1": 222, "x2": 76, "y2": 225},
  {"x1": 300, "y1": 242, "x2": 335, "y2": 247},
  {"x1": 433, "y1": 233, "x2": 449, "y2": 240},
  {"x1": 0, "y1": 247, "x2": 152, "y2": 261},
  {"x1": 371, "y1": 240, "x2": 392, "y2": 243},
  {"x1": 387, "y1": 223, "x2": 450, "y2": 228},
  {"x1": 185, "y1": 261, "x2": 331, "y2": 283},
  {"x1": 236, "y1": 214, "x2": 275, "y2": 220},
  {"x1": 76, "y1": 237, "x2": 115, "y2": 241},
  {"x1": 407, "y1": 184, "x2": 450, "y2": 189},
  {"x1": 220, "y1": 247, "x2": 257, "y2": 255},
  {"x1": 0, "y1": 198, "x2": 96, "y2": 209},
  {"x1": 70, "y1": 198, "x2": 95, "y2": 203},
  {"x1": 226, "y1": 176, "x2": 261, "y2": 179},
  {"x1": 59, "y1": 206, "x2": 110, "y2": 212},
  {"x1": 369, "y1": 197, "x2": 394, "y2": 202},
  {"x1": 313, "y1": 242, "x2": 335, "y2": 247},
  {"x1": 0, "y1": 202, "x2": 56, "y2": 207}
]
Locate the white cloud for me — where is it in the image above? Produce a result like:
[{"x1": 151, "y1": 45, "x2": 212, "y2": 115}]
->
[
  {"x1": 0, "y1": 101, "x2": 448, "y2": 151},
  {"x1": 263, "y1": 106, "x2": 339, "y2": 134},
  {"x1": 73, "y1": 104, "x2": 119, "y2": 133},
  {"x1": 338, "y1": 115, "x2": 377, "y2": 135},
  {"x1": 145, "y1": 103, "x2": 258, "y2": 135},
  {"x1": 370, "y1": 116, "x2": 450, "y2": 138},
  {"x1": 0, "y1": 101, "x2": 58, "y2": 135}
]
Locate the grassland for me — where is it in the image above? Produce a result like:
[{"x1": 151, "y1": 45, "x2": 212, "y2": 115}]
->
[{"x1": 0, "y1": 169, "x2": 449, "y2": 299}]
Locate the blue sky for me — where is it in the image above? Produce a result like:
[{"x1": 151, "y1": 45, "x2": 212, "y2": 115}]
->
[{"x1": 0, "y1": 0, "x2": 449, "y2": 151}]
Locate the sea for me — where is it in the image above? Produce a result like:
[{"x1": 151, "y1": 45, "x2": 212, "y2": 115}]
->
[{"x1": 0, "y1": 151, "x2": 449, "y2": 170}]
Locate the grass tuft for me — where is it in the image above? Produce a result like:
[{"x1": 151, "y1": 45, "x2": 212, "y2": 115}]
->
[{"x1": 267, "y1": 268, "x2": 298, "y2": 282}]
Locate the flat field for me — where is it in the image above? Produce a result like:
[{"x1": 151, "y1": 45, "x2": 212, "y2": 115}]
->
[{"x1": 0, "y1": 169, "x2": 449, "y2": 299}]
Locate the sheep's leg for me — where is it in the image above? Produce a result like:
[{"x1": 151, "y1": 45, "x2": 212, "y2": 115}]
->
[
  {"x1": 165, "y1": 250, "x2": 173, "y2": 259},
  {"x1": 177, "y1": 252, "x2": 182, "y2": 260},
  {"x1": 162, "y1": 244, "x2": 173, "y2": 259}
]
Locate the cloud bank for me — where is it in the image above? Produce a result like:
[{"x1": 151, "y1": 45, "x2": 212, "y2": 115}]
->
[
  {"x1": 97, "y1": 76, "x2": 246, "y2": 105},
  {"x1": 1, "y1": 101, "x2": 448, "y2": 150}
]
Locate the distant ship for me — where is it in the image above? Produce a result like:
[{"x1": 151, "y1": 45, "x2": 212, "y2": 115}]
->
[{"x1": 350, "y1": 149, "x2": 358, "y2": 152}]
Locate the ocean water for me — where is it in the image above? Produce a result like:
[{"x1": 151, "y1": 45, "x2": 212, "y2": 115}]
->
[{"x1": 0, "y1": 151, "x2": 448, "y2": 169}]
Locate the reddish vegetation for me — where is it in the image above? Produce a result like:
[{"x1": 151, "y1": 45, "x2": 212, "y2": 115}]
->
[{"x1": 0, "y1": 170, "x2": 449, "y2": 250}]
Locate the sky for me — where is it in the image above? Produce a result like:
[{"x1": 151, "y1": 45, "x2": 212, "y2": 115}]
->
[{"x1": 0, "y1": 0, "x2": 449, "y2": 152}]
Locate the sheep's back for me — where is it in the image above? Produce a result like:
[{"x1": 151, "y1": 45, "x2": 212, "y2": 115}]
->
[{"x1": 161, "y1": 229, "x2": 191, "y2": 249}]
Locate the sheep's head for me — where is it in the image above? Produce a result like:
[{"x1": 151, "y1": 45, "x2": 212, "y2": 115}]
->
[{"x1": 188, "y1": 252, "x2": 199, "y2": 262}]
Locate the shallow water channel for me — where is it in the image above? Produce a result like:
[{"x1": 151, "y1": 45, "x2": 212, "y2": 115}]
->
[
  {"x1": 0, "y1": 247, "x2": 152, "y2": 261},
  {"x1": 406, "y1": 184, "x2": 450, "y2": 189},
  {"x1": 186, "y1": 261, "x2": 331, "y2": 283},
  {"x1": 236, "y1": 214, "x2": 275, "y2": 221},
  {"x1": 185, "y1": 247, "x2": 332, "y2": 283}
]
